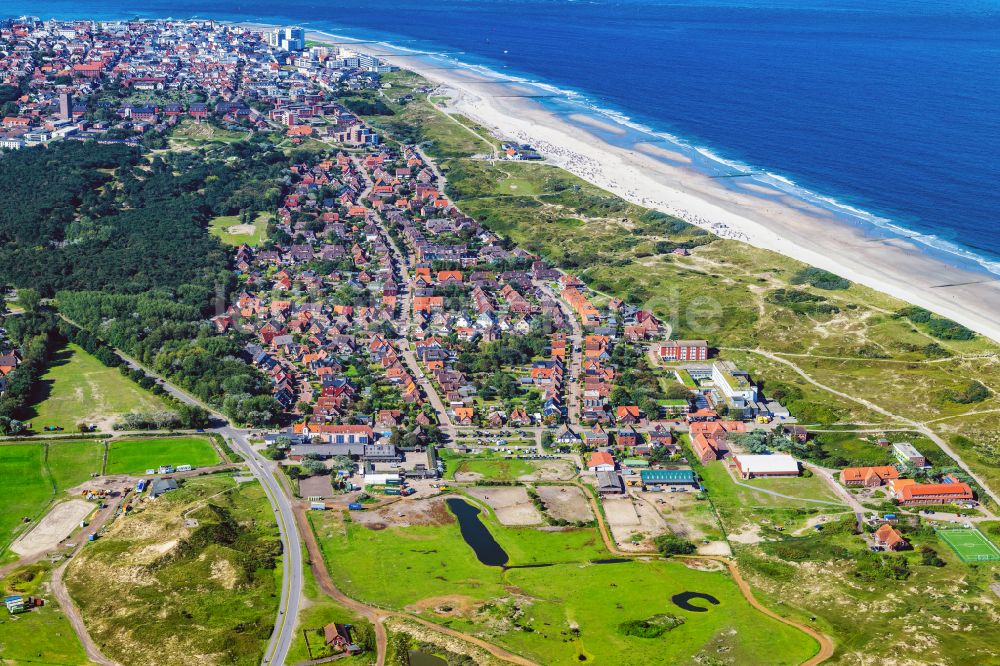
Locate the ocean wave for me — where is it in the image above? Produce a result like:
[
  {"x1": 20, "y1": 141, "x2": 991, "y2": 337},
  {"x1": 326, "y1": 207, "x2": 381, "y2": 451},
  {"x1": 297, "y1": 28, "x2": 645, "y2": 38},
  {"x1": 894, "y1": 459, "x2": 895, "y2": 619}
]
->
[{"x1": 308, "y1": 26, "x2": 1000, "y2": 278}]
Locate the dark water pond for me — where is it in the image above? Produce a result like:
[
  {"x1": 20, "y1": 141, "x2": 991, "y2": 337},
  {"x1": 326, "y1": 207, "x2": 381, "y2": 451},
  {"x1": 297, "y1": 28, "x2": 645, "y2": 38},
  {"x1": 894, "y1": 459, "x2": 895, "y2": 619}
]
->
[
  {"x1": 408, "y1": 650, "x2": 448, "y2": 666},
  {"x1": 671, "y1": 591, "x2": 721, "y2": 612},
  {"x1": 446, "y1": 497, "x2": 509, "y2": 567}
]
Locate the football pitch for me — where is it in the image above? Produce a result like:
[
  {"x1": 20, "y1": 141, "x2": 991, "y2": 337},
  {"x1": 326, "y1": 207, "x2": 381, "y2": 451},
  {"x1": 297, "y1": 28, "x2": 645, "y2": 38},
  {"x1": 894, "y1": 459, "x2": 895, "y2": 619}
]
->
[{"x1": 937, "y1": 528, "x2": 1000, "y2": 562}]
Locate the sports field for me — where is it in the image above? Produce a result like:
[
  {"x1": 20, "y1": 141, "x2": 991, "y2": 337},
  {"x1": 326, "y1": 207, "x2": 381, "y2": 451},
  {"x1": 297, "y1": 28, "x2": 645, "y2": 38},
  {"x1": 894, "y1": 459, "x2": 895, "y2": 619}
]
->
[
  {"x1": 105, "y1": 436, "x2": 220, "y2": 475},
  {"x1": 937, "y1": 528, "x2": 1000, "y2": 562}
]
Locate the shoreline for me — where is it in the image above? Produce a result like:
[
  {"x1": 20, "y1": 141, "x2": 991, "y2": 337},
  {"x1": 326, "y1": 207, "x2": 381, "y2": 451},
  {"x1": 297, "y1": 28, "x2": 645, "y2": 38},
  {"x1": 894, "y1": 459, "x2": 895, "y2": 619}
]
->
[{"x1": 270, "y1": 24, "x2": 1000, "y2": 343}]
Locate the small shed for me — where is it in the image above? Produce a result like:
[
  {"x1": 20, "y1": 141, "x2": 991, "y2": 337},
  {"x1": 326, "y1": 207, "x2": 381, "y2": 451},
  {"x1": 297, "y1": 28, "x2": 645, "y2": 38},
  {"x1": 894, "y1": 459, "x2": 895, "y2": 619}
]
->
[{"x1": 149, "y1": 478, "x2": 178, "y2": 498}]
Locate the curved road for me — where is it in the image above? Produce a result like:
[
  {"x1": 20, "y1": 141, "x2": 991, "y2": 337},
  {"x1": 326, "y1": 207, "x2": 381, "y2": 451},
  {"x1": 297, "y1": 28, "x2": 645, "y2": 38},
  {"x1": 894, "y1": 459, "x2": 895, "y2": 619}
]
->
[
  {"x1": 223, "y1": 426, "x2": 303, "y2": 666},
  {"x1": 725, "y1": 347, "x2": 1000, "y2": 507},
  {"x1": 58, "y1": 325, "x2": 304, "y2": 666}
]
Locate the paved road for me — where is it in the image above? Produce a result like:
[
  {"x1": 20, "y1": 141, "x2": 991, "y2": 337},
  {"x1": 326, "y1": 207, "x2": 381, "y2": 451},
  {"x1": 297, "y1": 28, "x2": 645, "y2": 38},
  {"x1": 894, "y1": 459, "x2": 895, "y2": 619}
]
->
[
  {"x1": 535, "y1": 280, "x2": 584, "y2": 425},
  {"x1": 223, "y1": 426, "x2": 303, "y2": 666}
]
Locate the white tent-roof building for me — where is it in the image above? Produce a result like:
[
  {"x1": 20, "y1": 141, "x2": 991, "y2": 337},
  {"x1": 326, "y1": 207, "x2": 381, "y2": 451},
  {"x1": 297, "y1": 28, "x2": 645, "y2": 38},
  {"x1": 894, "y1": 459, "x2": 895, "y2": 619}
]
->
[{"x1": 733, "y1": 454, "x2": 799, "y2": 479}]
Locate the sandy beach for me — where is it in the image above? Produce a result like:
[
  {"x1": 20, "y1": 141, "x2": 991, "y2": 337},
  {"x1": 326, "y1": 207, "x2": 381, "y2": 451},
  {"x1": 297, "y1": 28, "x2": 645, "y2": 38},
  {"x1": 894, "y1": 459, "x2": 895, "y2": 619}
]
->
[{"x1": 300, "y1": 28, "x2": 1000, "y2": 344}]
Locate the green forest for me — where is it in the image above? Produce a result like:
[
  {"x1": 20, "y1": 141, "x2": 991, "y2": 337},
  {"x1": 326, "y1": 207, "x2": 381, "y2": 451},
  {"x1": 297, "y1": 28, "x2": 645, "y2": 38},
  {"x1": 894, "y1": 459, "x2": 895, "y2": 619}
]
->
[{"x1": 0, "y1": 138, "x2": 291, "y2": 425}]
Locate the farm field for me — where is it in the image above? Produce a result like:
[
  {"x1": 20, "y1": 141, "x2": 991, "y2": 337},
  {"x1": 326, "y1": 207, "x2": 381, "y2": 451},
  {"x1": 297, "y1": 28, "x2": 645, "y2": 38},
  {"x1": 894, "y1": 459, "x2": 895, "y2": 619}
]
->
[
  {"x1": 105, "y1": 436, "x2": 220, "y2": 475},
  {"x1": 311, "y1": 498, "x2": 818, "y2": 665},
  {"x1": 21, "y1": 344, "x2": 169, "y2": 432},
  {"x1": 65, "y1": 475, "x2": 281, "y2": 666},
  {"x1": 0, "y1": 562, "x2": 90, "y2": 664},
  {"x1": 209, "y1": 211, "x2": 269, "y2": 247}
]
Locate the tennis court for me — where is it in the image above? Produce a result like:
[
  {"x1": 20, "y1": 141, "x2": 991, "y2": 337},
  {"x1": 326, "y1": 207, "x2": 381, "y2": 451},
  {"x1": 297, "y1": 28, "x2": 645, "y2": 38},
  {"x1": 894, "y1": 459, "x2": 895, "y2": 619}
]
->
[{"x1": 937, "y1": 528, "x2": 1000, "y2": 562}]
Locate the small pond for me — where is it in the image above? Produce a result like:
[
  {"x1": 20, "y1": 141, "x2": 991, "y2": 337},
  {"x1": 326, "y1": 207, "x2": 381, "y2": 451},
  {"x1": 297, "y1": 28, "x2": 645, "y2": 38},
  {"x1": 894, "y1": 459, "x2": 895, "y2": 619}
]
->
[
  {"x1": 446, "y1": 497, "x2": 509, "y2": 567},
  {"x1": 671, "y1": 591, "x2": 721, "y2": 612},
  {"x1": 408, "y1": 650, "x2": 448, "y2": 666}
]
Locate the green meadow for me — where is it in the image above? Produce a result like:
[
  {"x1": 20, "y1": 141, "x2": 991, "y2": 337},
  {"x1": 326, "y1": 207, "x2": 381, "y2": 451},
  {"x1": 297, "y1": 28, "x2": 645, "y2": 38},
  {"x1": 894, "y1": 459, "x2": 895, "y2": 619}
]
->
[
  {"x1": 208, "y1": 212, "x2": 269, "y2": 247},
  {"x1": 0, "y1": 562, "x2": 90, "y2": 664},
  {"x1": 0, "y1": 440, "x2": 104, "y2": 559},
  {"x1": 105, "y1": 436, "x2": 220, "y2": 475},
  {"x1": 309, "y1": 500, "x2": 818, "y2": 665},
  {"x1": 441, "y1": 450, "x2": 538, "y2": 481},
  {"x1": 21, "y1": 344, "x2": 169, "y2": 431}
]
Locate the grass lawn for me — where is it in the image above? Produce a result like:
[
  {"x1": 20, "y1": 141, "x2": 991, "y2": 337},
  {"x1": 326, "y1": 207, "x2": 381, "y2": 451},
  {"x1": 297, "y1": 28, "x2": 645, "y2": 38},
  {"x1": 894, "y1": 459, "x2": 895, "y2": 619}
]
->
[
  {"x1": 490, "y1": 560, "x2": 818, "y2": 665},
  {"x1": 0, "y1": 444, "x2": 53, "y2": 557},
  {"x1": 47, "y1": 439, "x2": 105, "y2": 488},
  {"x1": 21, "y1": 344, "x2": 169, "y2": 432},
  {"x1": 105, "y1": 436, "x2": 220, "y2": 475},
  {"x1": 442, "y1": 453, "x2": 537, "y2": 481},
  {"x1": 65, "y1": 475, "x2": 280, "y2": 666},
  {"x1": 286, "y1": 543, "x2": 373, "y2": 665},
  {"x1": 699, "y1": 461, "x2": 845, "y2": 534},
  {"x1": 209, "y1": 212, "x2": 269, "y2": 247},
  {"x1": 0, "y1": 562, "x2": 90, "y2": 664},
  {"x1": 311, "y1": 506, "x2": 816, "y2": 665}
]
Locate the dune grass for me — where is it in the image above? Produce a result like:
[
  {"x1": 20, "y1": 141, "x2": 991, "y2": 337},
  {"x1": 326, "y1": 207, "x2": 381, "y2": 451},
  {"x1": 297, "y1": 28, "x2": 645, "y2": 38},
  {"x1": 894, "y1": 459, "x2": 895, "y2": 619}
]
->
[{"x1": 65, "y1": 476, "x2": 280, "y2": 666}]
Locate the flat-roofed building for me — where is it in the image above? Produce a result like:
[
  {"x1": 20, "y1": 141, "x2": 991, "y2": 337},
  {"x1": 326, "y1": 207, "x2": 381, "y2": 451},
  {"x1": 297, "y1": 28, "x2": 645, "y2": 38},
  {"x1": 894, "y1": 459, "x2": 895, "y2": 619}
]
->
[
  {"x1": 892, "y1": 442, "x2": 926, "y2": 467},
  {"x1": 733, "y1": 454, "x2": 799, "y2": 479},
  {"x1": 640, "y1": 469, "x2": 696, "y2": 487}
]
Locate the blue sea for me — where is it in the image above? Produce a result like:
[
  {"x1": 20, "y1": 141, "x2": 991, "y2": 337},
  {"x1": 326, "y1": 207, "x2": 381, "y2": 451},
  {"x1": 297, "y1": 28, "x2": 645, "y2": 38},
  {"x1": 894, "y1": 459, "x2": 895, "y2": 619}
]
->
[{"x1": 11, "y1": 0, "x2": 1000, "y2": 274}]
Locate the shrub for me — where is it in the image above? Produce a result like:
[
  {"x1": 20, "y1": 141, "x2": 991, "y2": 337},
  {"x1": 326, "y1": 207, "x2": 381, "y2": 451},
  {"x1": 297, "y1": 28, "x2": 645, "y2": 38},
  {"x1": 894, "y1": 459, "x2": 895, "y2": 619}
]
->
[
  {"x1": 654, "y1": 533, "x2": 696, "y2": 556},
  {"x1": 617, "y1": 613, "x2": 685, "y2": 638},
  {"x1": 791, "y1": 267, "x2": 850, "y2": 290},
  {"x1": 940, "y1": 380, "x2": 990, "y2": 405}
]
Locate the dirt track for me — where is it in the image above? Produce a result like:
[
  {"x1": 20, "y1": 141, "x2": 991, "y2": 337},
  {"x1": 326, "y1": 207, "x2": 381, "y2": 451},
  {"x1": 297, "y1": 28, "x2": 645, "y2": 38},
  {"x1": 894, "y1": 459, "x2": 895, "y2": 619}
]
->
[{"x1": 574, "y1": 480, "x2": 835, "y2": 665}]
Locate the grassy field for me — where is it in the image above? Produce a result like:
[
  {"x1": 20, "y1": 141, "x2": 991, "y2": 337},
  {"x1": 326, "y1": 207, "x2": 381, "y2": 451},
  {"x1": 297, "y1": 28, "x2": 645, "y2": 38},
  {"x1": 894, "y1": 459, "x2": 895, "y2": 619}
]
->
[
  {"x1": 286, "y1": 543, "x2": 374, "y2": 665},
  {"x1": 209, "y1": 212, "x2": 269, "y2": 247},
  {"x1": 0, "y1": 444, "x2": 54, "y2": 557},
  {"x1": 310, "y1": 502, "x2": 817, "y2": 665},
  {"x1": 169, "y1": 118, "x2": 249, "y2": 148},
  {"x1": 21, "y1": 344, "x2": 169, "y2": 431},
  {"x1": 441, "y1": 451, "x2": 538, "y2": 481},
  {"x1": 105, "y1": 436, "x2": 220, "y2": 475},
  {"x1": 0, "y1": 561, "x2": 90, "y2": 664},
  {"x1": 698, "y1": 461, "x2": 846, "y2": 535},
  {"x1": 493, "y1": 560, "x2": 816, "y2": 665},
  {"x1": 65, "y1": 475, "x2": 280, "y2": 666},
  {"x1": 47, "y1": 439, "x2": 105, "y2": 487},
  {"x1": 0, "y1": 440, "x2": 106, "y2": 559}
]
